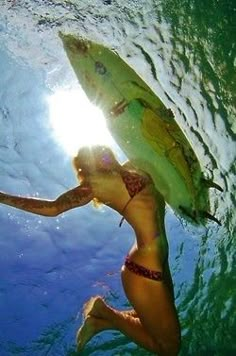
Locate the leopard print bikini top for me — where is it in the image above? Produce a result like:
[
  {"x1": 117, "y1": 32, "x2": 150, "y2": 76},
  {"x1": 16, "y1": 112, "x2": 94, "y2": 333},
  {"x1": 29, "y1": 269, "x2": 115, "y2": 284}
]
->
[{"x1": 119, "y1": 170, "x2": 150, "y2": 227}]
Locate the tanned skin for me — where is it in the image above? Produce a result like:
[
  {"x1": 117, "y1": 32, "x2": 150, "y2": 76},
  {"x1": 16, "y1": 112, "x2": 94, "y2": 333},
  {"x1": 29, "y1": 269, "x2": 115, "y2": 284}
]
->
[
  {"x1": 0, "y1": 184, "x2": 93, "y2": 216},
  {"x1": 0, "y1": 146, "x2": 181, "y2": 355}
]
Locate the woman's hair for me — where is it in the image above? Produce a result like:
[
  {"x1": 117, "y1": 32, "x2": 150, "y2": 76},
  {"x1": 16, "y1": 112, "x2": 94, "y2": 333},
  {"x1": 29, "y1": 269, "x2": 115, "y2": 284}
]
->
[
  {"x1": 73, "y1": 145, "x2": 119, "y2": 182},
  {"x1": 73, "y1": 146, "x2": 120, "y2": 208}
]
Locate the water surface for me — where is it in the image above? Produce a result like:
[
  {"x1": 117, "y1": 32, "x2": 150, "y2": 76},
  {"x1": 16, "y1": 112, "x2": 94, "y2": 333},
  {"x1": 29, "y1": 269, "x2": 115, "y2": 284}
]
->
[{"x1": 0, "y1": 1, "x2": 235, "y2": 355}]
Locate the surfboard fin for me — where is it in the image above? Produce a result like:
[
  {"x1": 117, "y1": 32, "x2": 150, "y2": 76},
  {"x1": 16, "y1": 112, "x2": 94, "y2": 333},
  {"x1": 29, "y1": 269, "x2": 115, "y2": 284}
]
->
[
  {"x1": 202, "y1": 178, "x2": 223, "y2": 192},
  {"x1": 179, "y1": 206, "x2": 221, "y2": 225},
  {"x1": 200, "y1": 211, "x2": 222, "y2": 226}
]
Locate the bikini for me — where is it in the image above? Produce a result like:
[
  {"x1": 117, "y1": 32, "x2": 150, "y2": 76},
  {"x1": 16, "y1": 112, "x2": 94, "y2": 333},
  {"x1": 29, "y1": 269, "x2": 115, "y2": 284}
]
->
[
  {"x1": 119, "y1": 170, "x2": 150, "y2": 227},
  {"x1": 124, "y1": 256, "x2": 163, "y2": 281},
  {"x1": 120, "y1": 170, "x2": 163, "y2": 282}
]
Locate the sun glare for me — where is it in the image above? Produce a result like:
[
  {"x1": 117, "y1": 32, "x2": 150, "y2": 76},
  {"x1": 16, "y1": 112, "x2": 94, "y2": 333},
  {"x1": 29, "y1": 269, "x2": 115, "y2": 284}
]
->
[{"x1": 47, "y1": 89, "x2": 115, "y2": 155}]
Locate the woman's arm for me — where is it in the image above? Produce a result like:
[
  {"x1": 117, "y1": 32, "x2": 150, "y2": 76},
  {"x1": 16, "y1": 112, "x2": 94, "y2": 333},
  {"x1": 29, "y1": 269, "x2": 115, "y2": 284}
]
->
[{"x1": 0, "y1": 184, "x2": 93, "y2": 217}]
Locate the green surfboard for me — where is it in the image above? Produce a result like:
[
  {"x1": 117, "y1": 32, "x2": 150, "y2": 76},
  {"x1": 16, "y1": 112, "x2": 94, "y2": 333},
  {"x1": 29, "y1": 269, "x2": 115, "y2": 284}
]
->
[{"x1": 59, "y1": 32, "x2": 221, "y2": 224}]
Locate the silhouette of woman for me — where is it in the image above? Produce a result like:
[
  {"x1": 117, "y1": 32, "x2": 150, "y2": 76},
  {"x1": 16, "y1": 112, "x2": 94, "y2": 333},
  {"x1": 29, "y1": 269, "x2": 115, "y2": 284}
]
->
[{"x1": 0, "y1": 145, "x2": 180, "y2": 355}]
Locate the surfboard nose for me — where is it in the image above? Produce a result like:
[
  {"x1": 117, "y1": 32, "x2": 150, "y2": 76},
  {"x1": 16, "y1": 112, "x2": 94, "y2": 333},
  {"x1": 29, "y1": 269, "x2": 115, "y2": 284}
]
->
[{"x1": 59, "y1": 32, "x2": 89, "y2": 55}]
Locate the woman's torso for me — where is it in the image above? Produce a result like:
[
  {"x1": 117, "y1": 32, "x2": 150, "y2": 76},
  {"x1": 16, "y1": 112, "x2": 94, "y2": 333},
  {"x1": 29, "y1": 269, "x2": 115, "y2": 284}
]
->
[{"x1": 86, "y1": 168, "x2": 168, "y2": 270}]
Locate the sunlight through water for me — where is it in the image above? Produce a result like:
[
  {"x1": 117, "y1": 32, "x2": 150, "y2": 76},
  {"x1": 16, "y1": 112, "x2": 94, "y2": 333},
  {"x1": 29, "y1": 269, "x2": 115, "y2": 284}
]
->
[{"x1": 48, "y1": 89, "x2": 115, "y2": 155}]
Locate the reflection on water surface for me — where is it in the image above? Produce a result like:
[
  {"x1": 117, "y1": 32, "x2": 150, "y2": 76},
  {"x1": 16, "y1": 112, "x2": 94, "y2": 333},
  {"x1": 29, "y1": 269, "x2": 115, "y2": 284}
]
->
[{"x1": 0, "y1": 1, "x2": 235, "y2": 354}]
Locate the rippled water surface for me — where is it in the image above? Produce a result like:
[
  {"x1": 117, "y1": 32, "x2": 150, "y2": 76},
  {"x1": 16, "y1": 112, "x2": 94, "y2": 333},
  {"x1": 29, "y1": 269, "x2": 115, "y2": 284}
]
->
[{"x1": 0, "y1": 1, "x2": 235, "y2": 355}]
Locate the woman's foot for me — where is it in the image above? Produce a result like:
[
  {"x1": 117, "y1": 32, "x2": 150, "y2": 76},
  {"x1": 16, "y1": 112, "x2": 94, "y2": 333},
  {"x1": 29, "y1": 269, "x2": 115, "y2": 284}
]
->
[
  {"x1": 83, "y1": 295, "x2": 107, "y2": 319},
  {"x1": 77, "y1": 296, "x2": 110, "y2": 351},
  {"x1": 76, "y1": 315, "x2": 108, "y2": 351}
]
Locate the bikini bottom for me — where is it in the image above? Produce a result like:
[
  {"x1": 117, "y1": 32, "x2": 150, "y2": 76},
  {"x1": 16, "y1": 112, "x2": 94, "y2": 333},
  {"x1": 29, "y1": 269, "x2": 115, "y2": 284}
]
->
[{"x1": 124, "y1": 255, "x2": 163, "y2": 281}]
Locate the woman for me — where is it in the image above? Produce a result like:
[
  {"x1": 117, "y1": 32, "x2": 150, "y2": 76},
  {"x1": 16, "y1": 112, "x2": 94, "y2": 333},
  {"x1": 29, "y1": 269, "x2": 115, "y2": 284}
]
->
[{"x1": 0, "y1": 146, "x2": 180, "y2": 355}]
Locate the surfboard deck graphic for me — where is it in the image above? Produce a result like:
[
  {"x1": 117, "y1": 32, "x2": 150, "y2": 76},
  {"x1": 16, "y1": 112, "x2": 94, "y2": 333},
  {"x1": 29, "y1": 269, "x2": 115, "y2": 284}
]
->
[{"x1": 59, "y1": 32, "x2": 221, "y2": 224}]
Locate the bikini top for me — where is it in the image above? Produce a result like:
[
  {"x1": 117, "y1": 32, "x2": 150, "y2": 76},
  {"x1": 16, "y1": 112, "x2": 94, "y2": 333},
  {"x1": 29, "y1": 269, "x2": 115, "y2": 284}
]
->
[{"x1": 119, "y1": 170, "x2": 150, "y2": 227}]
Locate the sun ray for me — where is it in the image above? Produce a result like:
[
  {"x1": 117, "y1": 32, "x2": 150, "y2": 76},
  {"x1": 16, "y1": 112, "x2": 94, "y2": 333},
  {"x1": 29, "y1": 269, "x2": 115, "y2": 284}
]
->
[{"x1": 47, "y1": 88, "x2": 116, "y2": 156}]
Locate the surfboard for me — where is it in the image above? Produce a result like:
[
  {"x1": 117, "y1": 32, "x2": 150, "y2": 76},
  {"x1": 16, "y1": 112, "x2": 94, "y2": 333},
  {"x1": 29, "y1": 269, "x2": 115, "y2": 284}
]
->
[{"x1": 59, "y1": 32, "x2": 221, "y2": 224}]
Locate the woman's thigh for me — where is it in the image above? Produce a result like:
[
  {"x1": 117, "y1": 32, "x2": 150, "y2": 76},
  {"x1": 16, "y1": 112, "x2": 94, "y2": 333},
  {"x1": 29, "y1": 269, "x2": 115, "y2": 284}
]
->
[{"x1": 121, "y1": 266, "x2": 180, "y2": 347}]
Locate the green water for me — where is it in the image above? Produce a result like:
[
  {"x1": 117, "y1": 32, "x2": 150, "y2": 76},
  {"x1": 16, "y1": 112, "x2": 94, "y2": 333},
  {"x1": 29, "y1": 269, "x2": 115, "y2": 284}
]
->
[
  {"x1": 160, "y1": 1, "x2": 236, "y2": 354},
  {"x1": 162, "y1": 0, "x2": 236, "y2": 134}
]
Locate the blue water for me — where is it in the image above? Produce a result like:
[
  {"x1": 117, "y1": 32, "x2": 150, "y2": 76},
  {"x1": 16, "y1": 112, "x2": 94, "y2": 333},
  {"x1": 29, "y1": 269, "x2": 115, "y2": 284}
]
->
[{"x1": 0, "y1": 1, "x2": 235, "y2": 355}]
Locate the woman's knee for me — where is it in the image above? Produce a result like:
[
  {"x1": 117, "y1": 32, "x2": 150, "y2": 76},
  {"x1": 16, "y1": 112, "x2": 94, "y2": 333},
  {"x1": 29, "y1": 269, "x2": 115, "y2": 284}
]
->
[{"x1": 153, "y1": 334, "x2": 181, "y2": 355}]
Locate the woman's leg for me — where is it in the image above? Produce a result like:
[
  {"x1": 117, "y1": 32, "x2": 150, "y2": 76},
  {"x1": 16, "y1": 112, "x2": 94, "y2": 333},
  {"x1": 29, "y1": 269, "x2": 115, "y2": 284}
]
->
[
  {"x1": 82, "y1": 296, "x2": 137, "y2": 320},
  {"x1": 77, "y1": 268, "x2": 180, "y2": 356},
  {"x1": 121, "y1": 266, "x2": 181, "y2": 355},
  {"x1": 77, "y1": 296, "x2": 160, "y2": 353}
]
